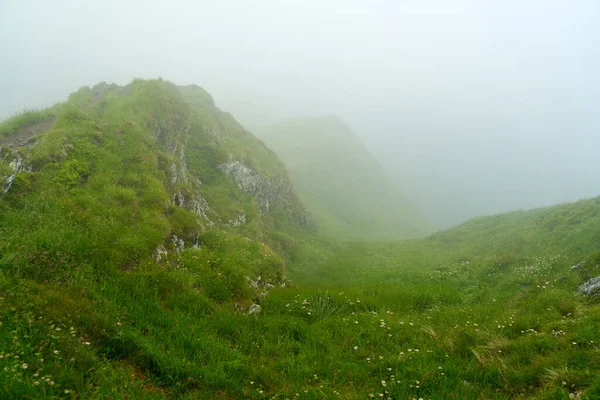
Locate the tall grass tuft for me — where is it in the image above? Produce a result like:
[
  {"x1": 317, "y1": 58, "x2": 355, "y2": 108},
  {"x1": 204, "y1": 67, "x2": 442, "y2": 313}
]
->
[{"x1": 307, "y1": 292, "x2": 347, "y2": 320}]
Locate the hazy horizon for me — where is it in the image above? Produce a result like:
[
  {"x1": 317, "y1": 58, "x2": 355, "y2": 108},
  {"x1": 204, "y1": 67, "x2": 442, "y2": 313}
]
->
[{"x1": 1, "y1": 0, "x2": 598, "y2": 228}]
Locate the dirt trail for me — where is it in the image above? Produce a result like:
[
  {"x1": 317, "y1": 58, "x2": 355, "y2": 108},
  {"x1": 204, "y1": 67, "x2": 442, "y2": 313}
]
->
[{"x1": 0, "y1": 119, "x2": 54, "y2": 148}]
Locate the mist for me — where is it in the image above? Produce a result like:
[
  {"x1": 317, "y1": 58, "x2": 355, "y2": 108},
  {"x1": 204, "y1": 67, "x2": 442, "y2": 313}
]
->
[{"x1": 1, "y1": 0, "x2": 599, "y2": 228}]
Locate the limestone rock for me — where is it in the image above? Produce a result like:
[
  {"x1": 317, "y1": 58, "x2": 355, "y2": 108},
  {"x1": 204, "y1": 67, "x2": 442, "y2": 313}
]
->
[
  {"x1": 578, "y1": 276, "x2": 600, "y2": 297},
  {"x1": 171, "y1": 235, "x2": 185, "y2": 253},
  {"x1": 3, "y1": 155, "x2": 31, "y2": 194},
  {"x1": 153, "y1": 245, "x2": 168, "y2": 263},
  {"x1": 247, "y1": 304, "x2": 261, "y2": 315},
  {"x1": 229, "y1": 214, "x2": 247, "y2": 227}
]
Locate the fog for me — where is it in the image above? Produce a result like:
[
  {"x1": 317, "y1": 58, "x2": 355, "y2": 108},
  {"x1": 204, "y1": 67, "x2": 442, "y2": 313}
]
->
[{"x1": 1, "y1": 0, "x2": 599, "y2": 228}]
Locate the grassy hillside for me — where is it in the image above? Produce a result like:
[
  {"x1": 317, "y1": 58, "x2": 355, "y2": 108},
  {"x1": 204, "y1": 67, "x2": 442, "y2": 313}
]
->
[
  {"x1": 281, "y1": 197, "x2": 600, "y2": 399},
  {"x1": 0, "y1": 79, "x2": 313, "y2": 398},
  {"x1": 1, "y1": 80, "x2": 599, "y2": 399},
  {"x1": 257, "y1": 116, "x2": 434, "y2": 241}
]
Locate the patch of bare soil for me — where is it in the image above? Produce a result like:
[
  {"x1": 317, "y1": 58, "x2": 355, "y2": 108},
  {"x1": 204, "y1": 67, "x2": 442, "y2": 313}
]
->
[{"x1": 0, "y1": 119, "x2": 54, "y2": 148}]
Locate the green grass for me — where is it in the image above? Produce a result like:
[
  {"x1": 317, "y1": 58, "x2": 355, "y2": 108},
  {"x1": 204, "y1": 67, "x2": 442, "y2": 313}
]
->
[{"x1": 0, "y1": 79, "x2": 599, "y2": 399}]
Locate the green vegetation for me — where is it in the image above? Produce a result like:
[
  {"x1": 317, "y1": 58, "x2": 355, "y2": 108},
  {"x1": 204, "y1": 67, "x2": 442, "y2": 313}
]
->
[
  {"x1": 257, "y1": 116, "x2": 434, "y2": 241},
  {"x1": 0, "y1": 79, "x2": 599, "y2": 399}
]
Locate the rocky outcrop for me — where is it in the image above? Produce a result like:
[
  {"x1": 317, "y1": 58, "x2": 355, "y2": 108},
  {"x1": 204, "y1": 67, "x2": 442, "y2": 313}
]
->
[
  {"x1": 153, "y1": 245, "x2": 168, "y2": 263},
  {"x1": 171, "y1": 235, "x2": 185, "y2": 253},
  {"x1": 229, "y1": 214, "x2": 247, "y2": 227},
  {"x1": 578, "y1": 276, "x2": 600, "y2": 297},
  {"x1": 2, "y1": 155, "x2": 31, "y2": 194},
  {"x1": 219, "y1": 157, "x2": 314, "y2": 227},
  {"x1": 219, "y1": 159, "x2": 272, "y2": 212}
]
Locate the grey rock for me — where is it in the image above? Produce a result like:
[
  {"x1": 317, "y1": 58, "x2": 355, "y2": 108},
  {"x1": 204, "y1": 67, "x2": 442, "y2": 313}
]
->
[
  {"x1": 219, "y1": 158, "x2": 275, "y2": 213},
  {"x1": 247, "y1": 276, "x2": 263, "y2": 290},
  {"x1": 189, "y1": 194, "x2": 210, "y2": 220},
  {"x1": 2, "y1": 174, "x2": 16, "y2": 193},
  {"x1": 153, "y1": 245, "x2": 168, "y2": 263},
  {"x1": 171, "y1": 235, "x2": 185, "y2": 253},
  {"x1": 219, "y1": 156, "x2": 314, "y2": 227},
  {"x1": 178, "y1": 151, "x2": 189, "y2": 183},
  {"x1": 247, "y1": 304, "x2": 261, "y2": 315},
  {"x1": 173, "y1": 190, "x2": 186, "y2": 208},
  {"x1": 165, "y1": 139, "x2": 178, "y2": 155},
  {"x1": 229, "y1": 214, "x2": 247, "y2": 227},
  {"x1": 3, "y1": 155, "x2": 30, "y2": 194},
  {"x1": 578, "y1": 276, "x2": 600, "y2": 296},
  {"x1": 169, "y1": 162, "x2": 179, "y2": 184},
  {"x1": 572, "y1": 261, "x2": 585, "y2": 270}
]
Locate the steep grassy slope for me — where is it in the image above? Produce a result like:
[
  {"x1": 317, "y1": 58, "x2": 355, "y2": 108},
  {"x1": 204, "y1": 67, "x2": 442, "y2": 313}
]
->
[
  {"x1": 0, "y1": 79, "x2": 314, "y2": 398},
  {"x1": 257, "y1": 116, "x2": 434, "y2": 241}
]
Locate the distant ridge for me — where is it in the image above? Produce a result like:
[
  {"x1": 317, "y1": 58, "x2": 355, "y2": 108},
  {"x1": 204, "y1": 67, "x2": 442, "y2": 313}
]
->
[{"x1": 257, "y1": 116, "x2": 434, "y2": 240}]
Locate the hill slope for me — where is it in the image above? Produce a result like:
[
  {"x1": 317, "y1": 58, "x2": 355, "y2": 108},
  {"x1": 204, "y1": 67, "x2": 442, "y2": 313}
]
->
[
  {"x1": 283, "y1": 196, "x2": 600, "y2": 399},
  {"x1": 257, "y1": 116, "x2": 434, "y2": 240},
  {"x1": 1, "y1": 80, "x2": 600, "y2": 399},
  {"x1": 0, "y1": 79, "x2": 315, "y2": 398}
]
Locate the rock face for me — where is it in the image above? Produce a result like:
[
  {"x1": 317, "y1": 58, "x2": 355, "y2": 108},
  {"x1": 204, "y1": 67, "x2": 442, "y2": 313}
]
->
[
  {"x1": 578, "y1": 276, "x2": 600, "y2": 297},
  {"x1": 2, "y1": 155, "x2": 31, "y2": 194},
  {"x1": 219, "y1": 158, "x2": 276, "y2": 213},
  {"x1": 219, "y1": 157, "x2": 314, "y2": 227}
]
